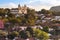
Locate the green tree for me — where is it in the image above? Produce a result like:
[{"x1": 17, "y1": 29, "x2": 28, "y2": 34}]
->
[
  {"x1": 19, "y1": 30, "x2": 28, "y2": 39},
  {"x1": 4, "y1": 8, "x2": 10, "y2": 14},
  {"x1": 0, "y1": 8, "x2": 5, "y2": 16},
  {"x1": 26, "y1": 27, "x2": 33, "y2": 36},
  {"x1": 7, "y1": 32, "x2": 19, "y2": 40},
  {"x1": 43, "y1": 26, "x2": 49, "y2": 33},
  {"x1": 41, "y1": 9, "x2": 52, "y2": 15},
  {"x1": 27, "y1": 9, "x2": 36, "y2": 26},
  {"x1": 41, "y1": 9, "x2": 47, "y2": 14},
  {"x1": 0, "y1": 30, "x2": 8, "y2": 38}
]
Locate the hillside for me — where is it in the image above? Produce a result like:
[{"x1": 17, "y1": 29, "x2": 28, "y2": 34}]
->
[
  {"x1": 50, "y1": 6, "x2": 60, "y2": 16},
  {"x1": 50, "y1": 6, "x2": 60, "y2": 12}
]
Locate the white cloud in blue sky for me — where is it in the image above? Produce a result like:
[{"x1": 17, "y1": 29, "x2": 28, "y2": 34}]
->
[{"x1": 0, "y1": 0, "x2": 60, "y2": 11}]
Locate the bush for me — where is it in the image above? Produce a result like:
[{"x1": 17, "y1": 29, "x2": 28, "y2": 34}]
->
[
  {"x1": 43, "y1": 26, "x2": 49, "y2": 33},
  {"x1": 26, "y1": 27, "x2": 33, "y2": 36},
  {"x1": 33, "y1": 28, "x2": 49, "y2": 40},
  {"x1": 0, "y1": 30, "x2": 8, "y2": 38},
  {"x1": 26, "y1": 31, "x2": 31, "y2": 38},
  {"x1": 19, "y1": 30, "x2": 28, "y2": 39},
  {"x1": 11, "y1": 31, "x2": 19, "y2": 37},
  {"x1": 7, "y1": 31, "x2": 19, "y2": 39}
]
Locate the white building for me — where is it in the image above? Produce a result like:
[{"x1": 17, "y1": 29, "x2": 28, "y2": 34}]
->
[
  {"x1": 55, "y1": 16, "x2": 60, "y2": 21},
  {"x1": 10, "y1": 4, "x2": 27, "y2": 14},
  {"x1": 10, "y1": 8, "x2": 18, "y2": 14}
]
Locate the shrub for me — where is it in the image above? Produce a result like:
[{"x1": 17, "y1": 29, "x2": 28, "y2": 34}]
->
[
  {"x1": 19, "y1": 30, "x2": 28, "y2": 39},
  {"x1": 7, "y1": 31, "x2": 19, "y2": 39},
  {"x1": 26, "y1": 27, "x2": 33, "y2": 36},
  {"x1": 26, "y1": 31, "x2": 31, "y2": 38},
  {"x1": 11, "y1": 31, "x2": 19, "y2": 37},
  {"x1": 33, "y1": 28, "x2": 49, "y2": 40},
  {"x1": 0, "y1": 30, "x2": 8, "y2": 38}
]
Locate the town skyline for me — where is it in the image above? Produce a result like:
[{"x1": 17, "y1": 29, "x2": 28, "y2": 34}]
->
[{"x1": 0, "y1": 0, "x2": 60, "y2": 11}]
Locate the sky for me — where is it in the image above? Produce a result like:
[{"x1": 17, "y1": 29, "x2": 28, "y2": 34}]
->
[{"x1": 0, "y1": 0, "x2": 60, "y2": 11}]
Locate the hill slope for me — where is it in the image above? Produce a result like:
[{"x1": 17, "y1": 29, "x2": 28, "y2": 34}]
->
[{"x1": 50, "y1": 6, "x2": 60, "y2": 12}]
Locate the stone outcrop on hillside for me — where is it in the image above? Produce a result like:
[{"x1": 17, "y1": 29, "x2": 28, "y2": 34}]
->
[{"x1": 50, "y1": 6, "x2": 60, "y2": 12}]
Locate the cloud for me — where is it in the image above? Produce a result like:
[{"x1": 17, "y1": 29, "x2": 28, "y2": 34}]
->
[
  {"x1": 28, "y1": 5, "x2": 50, "y2": 11},
  {"x1": 28, "y1": 0, "x2": 58, "y2": 6},
  {"x1": 0, "y1": 2, "x2": 17, "y2": 8},
  {"x1": 27, "y1": 0, "x2": 60, "y2": 11},
  {"x1": 9, "y1": 3, "x2": 17, "y2": 8},
  {"x1": 0, "y1": 0, "x2": 60, "y2": 11},
  {"x1": 29, "y1": 0, "x2": 39, "y2": 3}
]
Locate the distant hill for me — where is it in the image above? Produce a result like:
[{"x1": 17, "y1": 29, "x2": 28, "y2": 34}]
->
[{"x1": 50, "y1": 6, "x2": 60, "y2": 12}]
